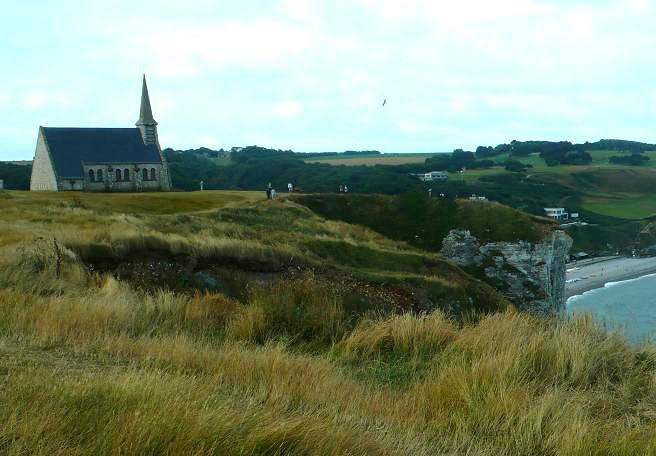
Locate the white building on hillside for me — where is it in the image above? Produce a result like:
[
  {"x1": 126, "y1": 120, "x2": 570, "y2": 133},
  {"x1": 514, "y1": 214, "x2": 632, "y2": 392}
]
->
[
  {"x1": 544, "y1": 208, "x2": 569, "y2": 220},
  {"x1": 411, "y1": 171, "x2": 449, "y2": 182}
]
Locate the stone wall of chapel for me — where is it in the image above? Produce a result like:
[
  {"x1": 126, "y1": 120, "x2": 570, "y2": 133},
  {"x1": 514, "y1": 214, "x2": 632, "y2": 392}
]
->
[
  {"x1": 59, "y1": 179, "x2": 84, "y2": 191},
  {"x1": 30, "y1": 130, "x2": 59, "y2": 191},
  {"x1": 82, "y1": 163, "x2": 165, "y2": 192}
]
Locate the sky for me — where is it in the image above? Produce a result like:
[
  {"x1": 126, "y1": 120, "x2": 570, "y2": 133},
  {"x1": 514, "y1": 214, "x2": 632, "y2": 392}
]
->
[{"x1": 2, "y1": 0, "x2": 656, "y2": 159}]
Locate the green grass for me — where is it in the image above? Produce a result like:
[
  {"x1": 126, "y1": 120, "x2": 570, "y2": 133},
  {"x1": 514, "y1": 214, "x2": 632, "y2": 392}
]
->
[
  {"x1": 448, "y1": 150, "x2": 656, "y2": 183},
  {"x1": 0, "y1": 189, "x2": 261, "y2": 214},
  {"x1": 296, "y1": 193, "x2": 555, "y2": 248},
  {"x1": 439, "y1": 154, "x2": 656, "y2": 228},
  {"x1": 0, "y1": 190, "x2": 508, "y2": 311},
  {"x1": 531, "y1": 168, "x2": 656, "y2": 220},
  {"x1": 492, "y1": 150, "x2": 656, "y2": 170},
  {"x1": 583, "y1": 194, "x2": 656, "y2": 220}
]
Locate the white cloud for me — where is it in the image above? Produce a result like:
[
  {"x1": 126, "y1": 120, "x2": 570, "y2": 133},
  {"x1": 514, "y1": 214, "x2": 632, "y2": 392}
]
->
[
  {"x1": 358, "y1": 0, "x2": 547, "y2": 25},
  {"x1": 273, "y1": 100, "x2": 303, "y2": 117},
  {"x1": 152, "y1": 62, "x2": 199, "y2": 78},
  {"x1": 0, "y1": 91, "x2": 10, "y2": 107},
  {"x1": 3, "y1": 0, "x2": 656, "y2": 157},
  {"x1": 280, "y1": 0, "x2": 316, "y2": 22},
  {"x1": 448, "y1": 95, "x2": 473, "y2": 114},
  {"x1": 122, "y1": 18, "x2": 313, "y2": 76},
  {"x1": 624, "y1": 0, "x2": 650, "y2": 10},
  {"x1": 24, "y1": 91, "x2": 69, "y2": 111},
  {"x1": 197, "y1": 135, "x2": 221, "y2": 147}
]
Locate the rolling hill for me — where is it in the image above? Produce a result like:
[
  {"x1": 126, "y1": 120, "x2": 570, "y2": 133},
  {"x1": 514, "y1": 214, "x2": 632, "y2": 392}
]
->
[{"x1": 1, "y1": 190, "x2": 656, "y2": 453}]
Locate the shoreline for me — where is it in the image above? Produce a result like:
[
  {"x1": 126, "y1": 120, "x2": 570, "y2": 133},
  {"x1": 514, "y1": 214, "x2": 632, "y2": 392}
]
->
[{"x1": 565, "y1": 256, "x2": 656, "y2": 299}]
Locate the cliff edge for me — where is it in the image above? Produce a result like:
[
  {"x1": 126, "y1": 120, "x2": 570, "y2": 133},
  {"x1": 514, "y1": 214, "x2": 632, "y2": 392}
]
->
[{"x1": 441, "y1": 229, "x2": 573, "y2": 314}]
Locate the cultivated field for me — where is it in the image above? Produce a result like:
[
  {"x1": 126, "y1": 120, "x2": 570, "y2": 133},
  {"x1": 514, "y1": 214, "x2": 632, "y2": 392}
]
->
[
  {"x1": 2, "y1": 190, "x2": 656, "y2": 454},
  {"x1": 305, "y1": 153, "x2": 439, "y2": 166}
]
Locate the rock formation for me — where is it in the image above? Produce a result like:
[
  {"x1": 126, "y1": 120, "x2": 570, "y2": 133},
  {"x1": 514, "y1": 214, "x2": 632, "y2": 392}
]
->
[{"x1": 441, "y1": 229, "x2": 572, "y2": 315}]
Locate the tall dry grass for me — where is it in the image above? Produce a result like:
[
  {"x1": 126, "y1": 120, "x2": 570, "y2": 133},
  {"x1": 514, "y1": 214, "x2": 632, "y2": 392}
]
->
[
  {"x1": 338, "y1": 311, "x2": 457, "y2": 361},
  {"x1": 3, "y1": 257, "x2": 656, "y2": 455},
  {"x1": 226, "y1": 276, "x2": 348, "y2": 346},
  {"x1": 2, "y1": 191, "x2": 656, "y2": 454}
]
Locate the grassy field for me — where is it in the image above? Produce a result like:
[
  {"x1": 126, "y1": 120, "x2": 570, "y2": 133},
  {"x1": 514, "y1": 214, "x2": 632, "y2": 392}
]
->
[
  {"x1": 3, "y1": 190, "x2": 656, "y2": 454},
  {"x1": 439, "y1": 152, "x2": 656, "y2": 221},
  {"x1": 305, "y1": 150, "x2": 656, "y2": 173},
  {"x1": 305, "y1": 153, "x2": 440, "y2": 166},
  {"x1": 535, "y1": 168, "x2": 656, "y2": 221},
  {"x1": 582, "y1": 194, "x2": 656, "y2": 219}
]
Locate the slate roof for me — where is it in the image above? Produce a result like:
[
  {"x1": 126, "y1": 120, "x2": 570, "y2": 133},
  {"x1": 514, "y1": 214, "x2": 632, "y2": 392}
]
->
[{"x1": 42, "y1": 127, "x2": 161, "y2": 178}]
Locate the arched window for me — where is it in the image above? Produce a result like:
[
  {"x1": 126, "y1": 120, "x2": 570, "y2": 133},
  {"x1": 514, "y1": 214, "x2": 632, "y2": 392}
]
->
[
  {"x1": 142, "y1": 168, "x2": 148, "y2": 181},
  {"x1": 97, "y1": 169, "x2": 103, "y2": 181},
  {"x1": 115, "y1": 169, "x2": 122, "y2": 181},
  {"x1": 88, "y1": 169, "x2": 95, "y2": 182},
  {"x1": 124, "y1": 168, "x2": 130, "y2": 181},
  {"x1": 150, "y1": 168, "x2": 156, "y2": 181}
]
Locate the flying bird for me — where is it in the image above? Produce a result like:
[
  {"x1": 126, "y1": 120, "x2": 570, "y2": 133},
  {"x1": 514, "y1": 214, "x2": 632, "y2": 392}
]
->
[{"x1": 382, "y1": 99, "x2": 387, "y2": 107}]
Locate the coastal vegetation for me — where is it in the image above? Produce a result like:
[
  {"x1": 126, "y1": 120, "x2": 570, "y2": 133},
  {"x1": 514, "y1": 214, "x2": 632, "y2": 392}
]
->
[
  {"x1": 5, "y1": 139, "x2": 656, "y2": 254},
  {"x1": 296, "y1": 192, "x2": 555, "y2": 252},
  {"x1": 2, "y1": 190, "x2": 656, "y2": 454},
  {"x1": 0, "y1": 162, "x2": 30, "y2": 190}
]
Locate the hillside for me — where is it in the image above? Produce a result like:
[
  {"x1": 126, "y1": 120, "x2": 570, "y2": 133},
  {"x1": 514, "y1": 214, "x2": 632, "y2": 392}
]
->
[
  {"x1": 0, "y1": 191, "x2": 508, "y2": 315},
  {"x1": 1, "y1": 190, "x2": 656, "y2": 454},
  {"x1": 6, "y1": 142, "x2": 656, "y2": 255},
  {"x1": 296, "y1": 192, "x2": 556, "y2": 252}
]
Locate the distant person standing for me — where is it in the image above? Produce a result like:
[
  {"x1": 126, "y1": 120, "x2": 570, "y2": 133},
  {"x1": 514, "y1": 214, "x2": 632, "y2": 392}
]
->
[
  {"x1": 288, "y1": 183, "x2": 293, "y2": 192},
  {"x1": 344, "y1": 185, "x2": 348, "y2": 193},
  {"x1": 339, "y1": 185, "x2": 344, "y2": 193},
  {"x1": 271, "y1": 188, "x2": 276, "y2": 199},
  {"x1": 266, "y1": 183, "x2": 272, "y2": 199},
  {"x1": 200, "y1": 180, "x2": 204, "y2": 191}
]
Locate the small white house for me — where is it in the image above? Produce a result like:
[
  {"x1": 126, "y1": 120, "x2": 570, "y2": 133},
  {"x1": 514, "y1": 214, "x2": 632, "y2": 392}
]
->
[
  {"x1": 544, "y1": 208, "x2": 569, "y2": 220},
  {"x1": 411, "y1": 171, "x2": 449, "y2": 182}
]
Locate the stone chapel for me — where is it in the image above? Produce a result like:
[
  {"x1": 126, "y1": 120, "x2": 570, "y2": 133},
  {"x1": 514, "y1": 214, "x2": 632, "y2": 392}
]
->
[{"x1": 30, "y1": 76, "x2": 172, "y2": 192}]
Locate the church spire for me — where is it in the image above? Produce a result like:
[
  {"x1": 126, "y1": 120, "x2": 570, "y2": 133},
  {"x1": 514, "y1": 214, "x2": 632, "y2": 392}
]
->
[
  {"x1": 136, "y1": 74, "x2": 157, "y2": 127},
  {"x1": 136, "y1": 75, "x2": 158, "y2": 145}
]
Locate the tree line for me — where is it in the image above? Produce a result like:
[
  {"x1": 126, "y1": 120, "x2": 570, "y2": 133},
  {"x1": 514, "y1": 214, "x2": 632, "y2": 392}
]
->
[
  {"x1": 165, "y1": 146, "x2": 421, "y2": 194},
  {"x1": 2, "y1": 138, "x2": 654, "y2": 193}
]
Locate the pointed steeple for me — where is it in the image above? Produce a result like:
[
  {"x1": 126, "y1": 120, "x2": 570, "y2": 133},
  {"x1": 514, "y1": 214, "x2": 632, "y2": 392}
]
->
[
  {"x1": 136, "y1": 74, "x2": 157, "y2": 126},
  {"x1": 136, "y1": 75, "x2": 159, "y2": 146}
]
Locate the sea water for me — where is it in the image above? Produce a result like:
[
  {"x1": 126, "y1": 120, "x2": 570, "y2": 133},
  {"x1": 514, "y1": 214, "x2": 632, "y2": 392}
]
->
[{"x1": 567, "y1": 274, "x2": 656, "y2": 343}]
